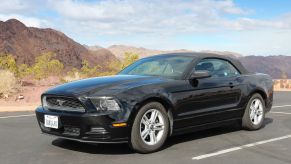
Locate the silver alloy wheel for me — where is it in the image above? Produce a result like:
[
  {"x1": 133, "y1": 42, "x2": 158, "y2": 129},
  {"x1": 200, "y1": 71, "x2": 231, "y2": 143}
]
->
[
  {"x1": 140, "y1": 109, "x2": 165, "y2": 146},
  {"x1": 250, "y1": 98, "x2": 264, "y2": 125}
]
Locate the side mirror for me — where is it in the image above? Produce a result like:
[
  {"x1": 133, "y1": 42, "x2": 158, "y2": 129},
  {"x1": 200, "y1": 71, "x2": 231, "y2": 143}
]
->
[{"x1": 189, "y1": 70, "x2": 211, "y2": 80}]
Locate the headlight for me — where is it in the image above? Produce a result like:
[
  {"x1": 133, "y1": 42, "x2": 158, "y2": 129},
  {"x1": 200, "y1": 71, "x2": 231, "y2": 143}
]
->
[
  {"x1": 89, "y1": 97, "x2": 121, "y2": 112},
  {"x1": 42, "y1": 96, "x2": 48, "y2": 109}
]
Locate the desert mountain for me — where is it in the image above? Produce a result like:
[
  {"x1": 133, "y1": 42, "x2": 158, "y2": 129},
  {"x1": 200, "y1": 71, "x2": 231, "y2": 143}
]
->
[
  {"x1": 200, "y1": 50, "x2": 242, "y2": 58},
  {"x1": 0, "y1": 19, "x2": 117, "y2": 69},
  {"x1": 240, "y1": 55, "x2": 291, "y2": 79},
  {"x1": 107, "y1": 45, "x2": 242, "y2": 59},
  {"x1": 107, "y1": 45, "x2": 191, "y2": 59},
  {"x1": 83, "y1": 45, "x2": 103, "y2": 51}
]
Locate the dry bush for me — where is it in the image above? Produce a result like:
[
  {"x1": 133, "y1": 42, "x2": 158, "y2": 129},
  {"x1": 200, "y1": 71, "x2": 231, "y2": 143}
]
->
[
  {"x1": 32, "y1": 52, "x2": 64, "y2": 80},
  {"x1": 62, "y1": 72, "x2": 81, "y2": 83},
  {"x1": 0, "y1": 70, "x2": 18, "y2": 98}
]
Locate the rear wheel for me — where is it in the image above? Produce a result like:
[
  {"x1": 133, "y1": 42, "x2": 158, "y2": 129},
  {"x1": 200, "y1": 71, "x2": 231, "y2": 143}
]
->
[
  {"x1": 129, "y1": 102, "x2": 169, "y2": 153},
  {"x1": 242, "y1": 93, "x2": 265, "y2": 130}
]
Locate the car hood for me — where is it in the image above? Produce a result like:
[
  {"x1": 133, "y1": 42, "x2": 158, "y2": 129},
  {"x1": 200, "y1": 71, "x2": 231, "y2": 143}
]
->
[{"x1": 44, "y1": 75, "x2": 169, "y2": 97}]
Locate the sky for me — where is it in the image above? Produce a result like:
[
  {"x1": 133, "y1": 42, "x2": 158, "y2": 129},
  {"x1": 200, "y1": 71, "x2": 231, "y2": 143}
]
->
[{"x1": 1, "y1": 0, "x2": 291, "y2": 56}]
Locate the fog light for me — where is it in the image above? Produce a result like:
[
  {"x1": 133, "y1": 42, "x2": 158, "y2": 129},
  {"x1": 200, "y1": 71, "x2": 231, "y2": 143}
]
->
[{"x1": 90, "y1": 127, "x2": 107, "y2": 133}]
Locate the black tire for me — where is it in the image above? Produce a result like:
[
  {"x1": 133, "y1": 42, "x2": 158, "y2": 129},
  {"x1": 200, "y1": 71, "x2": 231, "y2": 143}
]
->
[
  {"x1": 242, "y1": 93, "x2": 266, "y2": 130},
  {"x1": 129, "y1": 102, "x2": 169, "y2": 153}
]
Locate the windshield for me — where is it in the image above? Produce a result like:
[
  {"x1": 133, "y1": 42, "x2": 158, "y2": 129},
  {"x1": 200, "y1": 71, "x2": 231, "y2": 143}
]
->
[{"x1": 118, "y1": 56, "x2": 194, "y2": 79}]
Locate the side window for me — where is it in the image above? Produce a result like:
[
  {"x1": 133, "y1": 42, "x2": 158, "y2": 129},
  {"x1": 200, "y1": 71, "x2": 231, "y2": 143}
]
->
[{"x1": 195, "y1": 58, "x2": 240, "y2": 78}]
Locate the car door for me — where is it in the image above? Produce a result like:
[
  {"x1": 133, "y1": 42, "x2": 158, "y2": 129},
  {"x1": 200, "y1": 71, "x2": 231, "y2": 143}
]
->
[{"x1": 174, "y1": 58, "x2": 242, "y2": 129}]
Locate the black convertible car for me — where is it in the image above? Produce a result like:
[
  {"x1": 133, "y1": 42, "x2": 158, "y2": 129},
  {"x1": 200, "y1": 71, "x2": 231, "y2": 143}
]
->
[{"x1": 36, "y1": 53, "x2": 273, "y2": 153}]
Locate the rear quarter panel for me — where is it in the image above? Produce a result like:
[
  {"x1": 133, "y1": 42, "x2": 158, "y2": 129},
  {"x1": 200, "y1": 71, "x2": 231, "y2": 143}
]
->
[{"x1": 239, "y1": 73, "x2": 273, "y2": 112}]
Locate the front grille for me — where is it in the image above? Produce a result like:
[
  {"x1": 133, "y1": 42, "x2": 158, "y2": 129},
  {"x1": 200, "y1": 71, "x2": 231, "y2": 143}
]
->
[{"x1": 43, "y1": 96, "x2": 85, "y2": 113}]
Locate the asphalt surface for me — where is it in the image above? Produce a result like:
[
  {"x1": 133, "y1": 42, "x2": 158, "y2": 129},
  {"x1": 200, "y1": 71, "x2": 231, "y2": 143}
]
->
[{"x1": 0, "y1": 92, "x2": 291, "y2": 164}]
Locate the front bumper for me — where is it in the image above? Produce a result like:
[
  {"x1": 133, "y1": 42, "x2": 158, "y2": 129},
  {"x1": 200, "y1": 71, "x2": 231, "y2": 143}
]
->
[{"x1": 35, "y1": 106, "x2": 129, "y2": 143}]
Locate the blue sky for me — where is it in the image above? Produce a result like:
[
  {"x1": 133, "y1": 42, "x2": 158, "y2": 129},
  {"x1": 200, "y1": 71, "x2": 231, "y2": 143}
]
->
[{"x1": 1, "y1": 0, "x2": 291, "y2": 56}]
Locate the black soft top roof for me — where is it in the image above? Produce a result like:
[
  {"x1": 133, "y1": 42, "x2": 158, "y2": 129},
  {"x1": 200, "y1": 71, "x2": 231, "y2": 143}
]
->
[{"x1": 147, "y1": 52, "x2": 249, "y2": 74}]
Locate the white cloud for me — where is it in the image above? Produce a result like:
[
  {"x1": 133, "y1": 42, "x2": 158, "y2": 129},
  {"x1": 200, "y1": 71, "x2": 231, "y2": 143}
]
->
[
  {"x1": 47, "y1": 0, "x2": 250, "y2": 34},
  {"x1": 2, "y1": 0, "x2": 290, "y2": 34},
  {"x1": 223, "y1": 14, "x2": 291, "y2": 31},
  {"x1": 0, "y1": 0, "x2": 30, "y2": 13},
  {"x1": 49, "y1": 0, "x2": 135, "y2": 21},
  {"x1": 0, "y1": 14, "x2": 50, "y2": 28},
  {"x1": 46, "y1": 0, "x2": 291, "y2": 36},
  {"x1": 0, "y1": 0, "x2": 40, "y2": 14},
  {"x1": 0, "y1": 0, "x2": 50, "y2": 28}
]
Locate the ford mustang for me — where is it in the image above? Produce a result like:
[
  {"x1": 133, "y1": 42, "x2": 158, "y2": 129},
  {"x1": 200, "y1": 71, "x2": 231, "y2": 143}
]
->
[{"x1": 35, "y1": 53, "x2": 273, "y2": 153}]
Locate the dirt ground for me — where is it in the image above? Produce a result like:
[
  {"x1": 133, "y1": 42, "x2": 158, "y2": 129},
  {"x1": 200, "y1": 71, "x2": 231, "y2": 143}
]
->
[
  {"x1": 0, "y1": 86, "x2": 52, "y2": 112},
  {"x1": 0, "y1": 76, "x2": 61, "y2": 112}
]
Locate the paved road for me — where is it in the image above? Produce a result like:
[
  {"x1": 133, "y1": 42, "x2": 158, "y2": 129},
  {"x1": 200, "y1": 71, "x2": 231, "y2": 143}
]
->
[{"x1": 0, "y1": 92, "x2": 291, "y2": 164}]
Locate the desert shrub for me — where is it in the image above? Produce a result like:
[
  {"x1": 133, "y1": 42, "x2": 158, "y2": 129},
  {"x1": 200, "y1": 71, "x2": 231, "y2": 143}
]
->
[
  {"x1": 100, "y1": 52, "x2": 138, "y2": 77},
  {"x1": 62, "y1": 72, "x2": 81, "y2": 83},
  {"x1": 0, "y1": 53, "x2": 64, "y2": 80},
  {"x1": 79, "y1": 60, "x2": 101, "y2": 78},
  {"x1": 66, "y1": 67, "x2": 79, "y2": 77},
  {"x1": 0, "y1": 70, "x2": 18, "y2": 98},
  {"x1": 0, "y1": 51, "x2": 140, "y2": 84},
  {"x1": 0, "y1": 54, "x2": 18, "y2": 75},
  {"x1": 102, "y1": 60, "x2": 123, "y2": 75},
  {"x1": 32, "y1": 52, "x2": 64, "y2": 80},
  {"x1": 47, "y1": 59, "x2": 64, "y2": 76},
  {"x1": 101, "y1": 52, "x2": 139, "y2": 76},
  {"x1": 64, "y1": 60, "x2": 103, "y2": 81},
  {"x1": 122, "y1": 52, "x2": 139, "y2": 69},
  {"x1": 17, "y1": 64, "x2": 30, "y2": 78},
  {"x1": 62, "y1": 68, "x2": 81, "y2": 82}
]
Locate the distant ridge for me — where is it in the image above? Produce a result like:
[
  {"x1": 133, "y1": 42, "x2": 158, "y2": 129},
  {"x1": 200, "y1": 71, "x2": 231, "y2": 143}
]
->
[
  {"x1": 107, "y1": 45, "x2": 242, "y2": 59},
  {"x1": 107, "y1": 45, "x2": 192, "y2": 59},
  {"x1": 240, "y1": 55, "x2": 291, "y2": 79},
  {"x1": 86, "y1": 44, "x2": 291, "y2": 79}
]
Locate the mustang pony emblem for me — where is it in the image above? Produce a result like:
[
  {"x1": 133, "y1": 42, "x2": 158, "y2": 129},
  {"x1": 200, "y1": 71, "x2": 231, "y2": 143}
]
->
[{"x1": 56, "y1": 99, "x2": 66, "y2": 106}]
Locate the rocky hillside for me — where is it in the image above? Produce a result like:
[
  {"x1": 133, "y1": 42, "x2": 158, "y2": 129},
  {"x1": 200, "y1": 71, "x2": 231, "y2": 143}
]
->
[{"x1": 0, "y1": 19, "x2": 117, "y2": 69}]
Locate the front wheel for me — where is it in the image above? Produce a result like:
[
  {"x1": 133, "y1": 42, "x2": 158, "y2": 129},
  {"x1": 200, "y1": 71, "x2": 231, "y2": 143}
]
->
[
  {"x1": 129, "y1": 102, "x2": 169, "y2": 153},
  {"x1": 242, "y1": 93, "x2": 265, "y2": 130}
]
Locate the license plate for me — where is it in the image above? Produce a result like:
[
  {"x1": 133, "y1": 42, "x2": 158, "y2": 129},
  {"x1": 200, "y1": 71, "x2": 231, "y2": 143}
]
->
[{"x1": 44, "y1": 115, "x2": 59, "y2": 129}]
